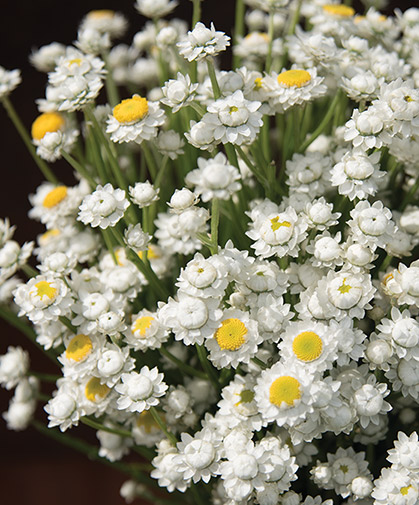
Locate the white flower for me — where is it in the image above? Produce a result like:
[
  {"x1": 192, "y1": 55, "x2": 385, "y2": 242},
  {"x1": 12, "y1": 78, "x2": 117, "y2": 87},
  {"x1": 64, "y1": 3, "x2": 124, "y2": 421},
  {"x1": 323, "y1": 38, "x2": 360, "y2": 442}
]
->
[
  {"x1": 387, "y1": 431, "x2": 419, "y2": 472},
  {"x1": 196, "y1": 90, "x2": 263, "y2": 148},
  {"x1": 344, "y1": 106, "x2": 385, "y2": 150},
  {"x1": 161, "y1": 73, "x2": 198, "y2": 113},
  {"x1": 78, "y1": 183, "x2": 129, "y2": 229},
  {"x1": 97, "y1": 426, "x2": 132, "y2": 462},
  {"x1": 177, "y1": 22, "x2": 230, "y2": 62},
  {"x1": 30, "y1": 43, "x2": 66, "y2": 73},
  {"x1": 76, "y1": 28, "x2": 111, "y2": 55},
  {"x1": 129, "y1": 180, "x2": 159, "y2": 208},
  {"x1": 372, "y1": 467, "x2": 418, "y2": 505},
  {"x1": 124, "y1": 224, "x2": 150, "y2": 252},
  {"x1": 168, "y1": 188, "x2": 199, "y2": 213},
  {"x1": 116, "y1": 366, "x2": 168, "y2": 413},
  {"x1": 155, "y1": 130, "x2": 185, "y2": 159},
  {"x1": 125, "y1": 309, "x2": 169, "y2": 351},
  {"x1": 0, "y1": 66, "x2": 21, "y2": 98},
  {"x1": 286, "y1": 151, "x2": 332, "y2": 197},
  {"x1": 0, "y1": 346, "x2": 29, "y2": 390},
  {"x1": 45, "y1": 378, "x2": 84, "y2": 431},
  {"x1": 185, "y1": 153, "x2": 242, "y2": 202},
  {"x1": 0, "y1": 239, "x2": 33, "y2": 283},
  {"x1": 135, "y1": 0, "x2": 178, "y2": 18},
  {"x1": 106, "y1": 95, "x2": 165, "y2": 144},
  {"x1": 80, "y1": 10, "x2": 128, "y2": 39},
  {"x1": 341, "y1": 70, "x2": 382, "y2": 102}
]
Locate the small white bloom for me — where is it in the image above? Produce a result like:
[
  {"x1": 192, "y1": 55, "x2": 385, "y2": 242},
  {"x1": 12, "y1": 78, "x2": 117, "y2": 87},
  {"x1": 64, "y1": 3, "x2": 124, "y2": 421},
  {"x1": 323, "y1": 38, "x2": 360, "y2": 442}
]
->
[
  {"x1": 135, "y1": 0, "x2": 178, "y2": 18},
  {"x1": 0, "y1": 346, "x2": 29, "y2": 390},
  {"x1": 177, "y1": 22, "x2": 230, "y2": 62},
  {"x1": 155, "y1": 130, "x2": 184, "y2": 159},
  {"x1": 161, "y1": 73, "x2": 198, "y2": 113},
  {"x1": 129, "y1": 181, "x2": 159, "y2": 208},
  {"x1": 0, "y1": 66, "x2": 21, "y2": 98},
  {"x1": 78, "y1": 183, "x2": 129, "y2": 229},
  {"x1": 124, "y1": 224, "x2": 151, "y2": 252}
]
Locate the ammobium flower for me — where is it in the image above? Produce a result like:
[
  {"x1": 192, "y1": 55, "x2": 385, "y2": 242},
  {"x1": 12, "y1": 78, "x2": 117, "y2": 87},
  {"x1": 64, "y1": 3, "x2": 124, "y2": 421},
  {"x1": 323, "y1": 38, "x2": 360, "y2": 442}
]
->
[
  {"x1": 0, "y1": 66, "x2": 21, "y2": 98},
  {"x1": 177, "y1": 22, "x2": 231, "y2": 62},
  {"x1": 106, "y1": 95, "x2": 165, "y2": 144}
]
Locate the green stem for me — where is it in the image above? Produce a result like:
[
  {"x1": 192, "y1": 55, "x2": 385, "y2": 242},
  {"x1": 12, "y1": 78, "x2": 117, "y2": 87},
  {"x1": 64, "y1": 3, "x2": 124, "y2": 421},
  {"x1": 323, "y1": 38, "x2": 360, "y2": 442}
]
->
[
  {"x1": 149, "y1": 407, "x2": 178, "y2": 446},
  {"x1": 233, "y1": 0, "x2": 245, "y2": 69},
  {"x1": 400, "y1": 177, "x2": 419, "y2": 211},
  {"x1": 287, "y1": 0, "x2": 303, "y2": 35},
  {"x1": 378, "y1": 255, "x2": 393, "y2": 273},
  {"x1": 190, "y1": 484, "x2": 206, "y2": 505},
  {"x1": 0, "y1": 305, "x2": 58, "y2": 364},
  {"x1": 59, "y1": 315, "x2": 77, "y2": 334},
  {"x1": 265, "y1": 11, "x2": 275, "y2": 73},
  {"x1": 195, "y1": 344, "x2": 221, "y2": 393},
  {"x1": 81, "y1": 416, "x2": 132, "y2": 438},
  {"x1": 31, "y1": 371, "x2": 60, "y2": 383},
  {"x1": 154, "y1": 155, "x2": 169, "y2": 188},
  {"x1": 298, "y1": 92, "x2": 341, "y2": 153},
  {"x1": 192, "y1": 0, "x2": 202, "y2": 26},
  {"x1": 207, "y1": 59, "x2": 221, "y2": 100},
  {"x1": 61, "y1": 150, "x2": 97, "y2": 187},
  {"x1": 1, "y1": 97, "x2": 58, "y2": 183},
  {"x1": 21, "y1": 264, "x2": 38, "y2": 278},
  {"x1": 102, "y1": 52, "x2": 120, "y2": 107},
  {"x1": 142, "y1": 142, "x2": 158, "y2": 180},
  {"x1": 188, "y1": 101, "x2": 206, "y2": 117},
  {"x1": 251, "y1": 357, "x2": 268, "y2": 369},
  {"x1": 210, "y1": 198, "x2": 220, "y2": 255},
  {"x1": 159, "y1": 346, "x2": 207, "y2": 379}
]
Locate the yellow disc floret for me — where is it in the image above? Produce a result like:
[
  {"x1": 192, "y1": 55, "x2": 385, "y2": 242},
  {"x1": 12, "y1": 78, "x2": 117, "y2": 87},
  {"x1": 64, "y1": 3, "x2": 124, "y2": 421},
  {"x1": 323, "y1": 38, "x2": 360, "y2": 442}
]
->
[
  {"x1": 113, "y1": 95, "x2": 149, "y2": 124},
  {"x1": 400, "y1": 486, "x2": 412, "y2": 496},
  {"x1": 43, "y1": 186, "x2": 68, "y2": 208},
  {"x1": 338, "y1": 277, "x2": 352, "y2": 294},
  {"x1": 139, "y1": 246, "x2": 160, "y2": 261},
  {"x1": 269, "y1": 376, "x2": 301, "y2": 407},
  {"x1": 65, "y1": 334, "x2": 93, "y2": 362},
  {"x1": 132, "y1": 316, "x2": 154, "y2": 337},
  {"x1": 85, "y1": 377, "x2": 111, "y2": 402},
  {"x1": 34, "y1": 281, "x2": 58, "y2": 301},
  {"x1": 323, "y1": 4, "x2": 355, "y2": 17},
  {"x1": 215, "y1": 318, "x2": 248, "y2": 351},
  {"x1": 136, "y1": 410, "x2": 161, "y2": 433},
  {"x1": 270, "y1": 216, "x2": 291, "y2": 232},
  {"x1": 87, "y1": 9, "x2": 115, "y2": 19},
  {"x1": 31, "y1": 112, "x2": 65, "y2": 141},
  {"x1": 277, "y1": 69, "x2": 311, "y2": 88},
  {"x1": 254, "y1": 77, "x2": 263, "y2": 90},
  {"x1": 292, "y1": 331, "x2": 323, "y2": 362},
  {"x1": 234, "y1": 389, "x2": 255, "y2": 407}
]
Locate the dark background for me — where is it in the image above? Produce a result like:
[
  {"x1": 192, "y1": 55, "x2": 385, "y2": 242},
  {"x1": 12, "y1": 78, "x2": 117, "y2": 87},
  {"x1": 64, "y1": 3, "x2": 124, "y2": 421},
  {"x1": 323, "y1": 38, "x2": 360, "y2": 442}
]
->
[{"x1": 0, "y1": 0, "x2": 416, "y2": 504}]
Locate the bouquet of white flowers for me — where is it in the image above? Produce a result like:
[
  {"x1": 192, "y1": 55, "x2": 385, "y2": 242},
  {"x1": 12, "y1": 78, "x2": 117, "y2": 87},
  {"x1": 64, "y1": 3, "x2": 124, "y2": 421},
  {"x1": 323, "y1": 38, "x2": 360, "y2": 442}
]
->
[{"x1": 0, "y1": 0, "x2": 418, "y2": 504}]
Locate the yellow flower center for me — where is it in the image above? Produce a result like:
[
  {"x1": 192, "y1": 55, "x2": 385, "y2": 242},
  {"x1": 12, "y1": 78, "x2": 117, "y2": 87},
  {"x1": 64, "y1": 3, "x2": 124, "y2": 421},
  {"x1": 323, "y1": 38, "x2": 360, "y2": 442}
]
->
[
  {"x1": 277, "y1": 69, "x2": 311, "y2": 88},
  {"x1": 40, "y1": 229, "x2": 60, "y2": 242},
  {"x1": 234, "y1": 389, "x2": 255, "y2": 407},
  {"x1": 338, "y1": 277, "x2": 352, "y2": 294},
  {"x1": 87, "y1": 9, "x2": 115, "y2": 19},
  {"x1": 382, "y1": 272, "x2": 394, "y2": 286},
  {"x1": 31, "y1": 112, "x2": 65, "y2": 141},
  {"x1": 85, "y1": 377, "x2": 111, "y2": 402},
  {"x1": 136, "y1": 410, "x2": 161, "y2": 433},
  {"x1": 132, "y1": 316, "x2": 154, "y2": 337},
  {"x1": 269, "y1": 376, "x2": 301, "y2": 407},
  {"x1": 34, "y1": 281, "x2": 57, "y2": 301},
  {"x1": 138, "y1": 246, "x2": 160, "y2": 261},
  {"x1": 270, "y1": 216, "x2": 291, "y2": 232},
  {"x1": 323, "y1": 4, "x2": 355, "y2": 17},
  {"x1": 43, "y1": 186, "x2": 68, "y2": 208},
  {"x1": 113, "y1": 96, "x2": 149, "y2": 124},
  {"x1": 405, "y1": 95, "x2": 413, "y2": 102},
  {"x1": 292, "y1": 331, "x2": 323, "y2": 362},
  {"x1": 245, "y1": 32, "x2": 270, "y2": 42},
  {"x1": 340, "y1": 464, "x2": 348, "y2": 473},
  {"x1": 65, "y1": 334, "x2": 93, "y2": 362},
  {"x1": 254, "y1": 77, "x2": 263, "y2": 90},
  {"x1": 68, "y1": 58, "x2": 82, "y2": 66},
  {"x1": 400, "y1": 486, "x2": 412, "y2": 496},
  {"x1": 215, "y1": 318, "x2": 248, "y2": 351},
  {"x1": 229, "y1": 106, "x2": 239, "y2": 114}
]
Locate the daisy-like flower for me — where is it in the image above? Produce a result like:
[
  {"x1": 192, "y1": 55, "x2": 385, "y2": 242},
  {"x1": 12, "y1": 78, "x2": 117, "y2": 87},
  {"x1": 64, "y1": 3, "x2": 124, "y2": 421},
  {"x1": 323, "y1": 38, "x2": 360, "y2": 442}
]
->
[
  {"x1": 385, "y1": 356, "x2": 419, "y2": 401},
  {"x1": 30, "y1": 43, "x2": 66, "y2": 73},
  {"x1": 155, "y1": 130, "x2": 185, "y2": 160},
  {"x1": 79, "y1": 10, "x2": 128, "y2": 39},
  {"x1": 129, "y1": 181, "x2": 159, "y2": 208},
  {"x1": 205, "y1": 309, "x2": 262, "y2": 369},
  {"x1": 330, "y1": 149, "x2": 385, "y2": 200},
  {"x1": 387, "y1": 431, "x2": 419, "y2": 473},
  {"x1": 303, "y1": 197, "x2": 340, "y2": 231},
  {"x1": 58, "y1": 332, "x2": 105, "y2": 381},
  {"x1": 255, "y1": 362, "x2": 317, "y2": 428},
  {"x1": 48, "y1": 47, "x2": 106, "y2": 86},
  {"x1": 0, "y1": 346, "x2": 29, "y2": 390},
  {"x1": 247, "y1": 203, "x2": 308, "y2": 258},
  {"x1": 286, "y1": 151, "x2": 332, "y2": 197},
  {"x1": 78, "y1": 183, "x2": 129, "y2": 229},
  {"x1": 0, "y1": 66, "x2": 21, "y2": 98},
  {"x1": 344, "y1": 106, "x2": 386, "y2": 150},
  {"x1": 124, "y1": 224, "x2": 150, "y2": 252},
  {"x1": 278, "y1": 320, "x2": 338, "y2": 374},
  {"x1": 0, "y1": 239, "x2": 34, "y2": 284},
  {"x1": 75, "y1": 28, "x2": 111, "y2": 56},
  {"x1": 135, "y1": 0, "x2": 178, "y2": 18},
  {"x1": 185, "y1": 153, "x2": 242, "y2": 201},
  {"x1": 372, "y1": 467, "x2": 418, "y2": 505},
  {"x1": 161, "y1": 73, "x2": 199, "y2": 113},
  {"x1": 45, "y1": 378, "x2": 84, "y2": 432},
  {"x1": 125, "y1": 309, "x2": 169, "y2": 351},
  {"x1": 191, "y1": 90, "x2": 263, "y2": 148},
  {"x1": 177, "y1": 22, "x2": 230, "y2": 62},
  {"x1": 95, "y1": 343, "x2": 136, "y2": 388},
  {"x1": 115, "y1": 366, "x2": 168, "y2": 413},
  {"x1": 263, "y1": 67, "x2": 327, "y2": 114},
  {"x1": 106, "y1": 95, "x2": 165, "y2": 144}
]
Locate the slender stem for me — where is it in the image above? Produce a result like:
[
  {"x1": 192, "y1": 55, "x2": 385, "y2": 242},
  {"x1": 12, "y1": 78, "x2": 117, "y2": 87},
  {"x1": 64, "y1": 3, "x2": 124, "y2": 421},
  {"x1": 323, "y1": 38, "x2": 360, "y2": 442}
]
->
[
  {"x1": 188, "y1": 101, "x2": 206, "y2": 117},
  {"x1": 378, "y1": 255, "x2": 393, "y2": 273},
  {"x1": 192, "y1": 0, "x2": 202, "y2": 27},
  {"x1": 81, "y1": 416, "x2": 133, "y2": 438},
  {"x1": 149, "y1": 407, "x2": 178, "y2": 446},
  {"x1": 141, "y1": 142, "x2": 158, "y2": 180},
  {"x1": 265, "y1": 11, "x2": 275, "y2": 73},
  {"x1": 101, "y1": 228, "x2": 119, "y2": 265},
  {"x1": 195, "y1": 344, "x2": 221, "y2": 393},
  {"x1": 190, "y1": 484, "x2": 206, "y2": 505},
  {"x1": 102, "y1": 52, "x2": 120, "y2": 107},
  {"x1": 287, "y1": 0, "x2": 303, "y2": 35},
  {"x1": 0, "y1": 305, "x2": 58, "y2": 364},
  {"x1": 210, "y1": 198, "x2": 220, "y2": 255},
  {"x1": 61, "y1": 150, "x2": 97, "y2": 187},
  {"x1": 21, "y1": 264, "x2": 38, "y2": 278},
  {"x1": 59, "y1": 315, "x2": 77, "y2": 334},
  {"x1": 1, "y1": 97, "x2": 58, "y2": 183},
  {"x1": 233, "y1": 0, "x2": 245, "y2": 69},
  {"x1": 251, "y1": 356, "x2": 268, "y2": 370},
  {"x1": 298, "y1": 92, "x2": 341, "y2": 153},
  {"x1": 224, "y1": 143, "x2": 239, "y2": 168},
  {"x1": 206, "y1": 59, "x2": 221, "y2": 100},
  {"x1": 154, "y1": 155, "x2": 169, "y2": 188},
  {"x1": 159, "y1": 346, "x2": 207, "y2": 379},
  {"x1": 30, "y1": 371, "x2": 60, "y2": 383}
]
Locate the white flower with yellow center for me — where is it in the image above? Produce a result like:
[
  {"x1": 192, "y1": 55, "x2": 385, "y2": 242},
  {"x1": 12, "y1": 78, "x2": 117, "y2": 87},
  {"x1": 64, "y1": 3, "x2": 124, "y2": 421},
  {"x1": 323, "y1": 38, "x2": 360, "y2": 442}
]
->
[
  {"x1": 14, "y1": 275, "x2": 73, "y2": 325},
  {"x1": 79, "y1": 375, "x2": 116, "y2": 417},
  {"x1": 387, "y1": 432, "x2": 419, "y2": 473},
  {"x1": 372, "y1": 467, "x2": 418, "y2": 505},
  {"x1": 48, "y1": 48, "x2": 106, "y2": 85},
  {"x1": 135, "y1": 0, "x2": 178, "y2": 18},
  {"x1": 185, "y1": 153, "x2": 242, "y2": 201},
  {"x1": 279, "y1": 320, "x2": 338, "y2": 374},
  {"x1": 106, "y1": 95, "x2": 165, "y2": 145},
  {"x1": 0, "y1": 66, "x2": 21, "y2": 98},
  {"x1": 78, "y1": 183, "x2": 129, "y2": 229},
  {"x1": 254, "y1": 362, "x2": 316, "y2": 428},
  {"x1": 177, "y1": 22, "x2": 230, "y2": 62},
  {"x1": 125, "y1": 309, "x2": 168, "y2": 351},
  {"x1": 158, "y1": 292, "x2": 222, "y2": 346},
  {"x1": 132, "y1": 410, "x2": 164, "y2": 448},
  {"x1": 247, "y1": 205, "x2": 308, "y2": 258},
  {"x1": 116, "y1": 366, "x2": 168, "y2": 413},
  {"x1": 217, "y1": 374, "x2": 263, "y2": 431},
  {"x1": 263, "y1": 67, "x2": 327, "y2": 114},
  {"x1": 58, "y1": 332, "x2": 104, "y2": 381},
  {"x1": 204, "y1": 309, "x2": 262, "y2": 369},
  {"x1": 236, "y1": 259, "x2": 289, "y2": 302},
  {"x1": 29, "y1": 180, "x2": 89, "y2": 231},
  {"x1": 176, "y1": 252, "x2": 229, "y2": 299},
  {"x1": 80, "y1": 10, "x2": 128, "y2": 39}
]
